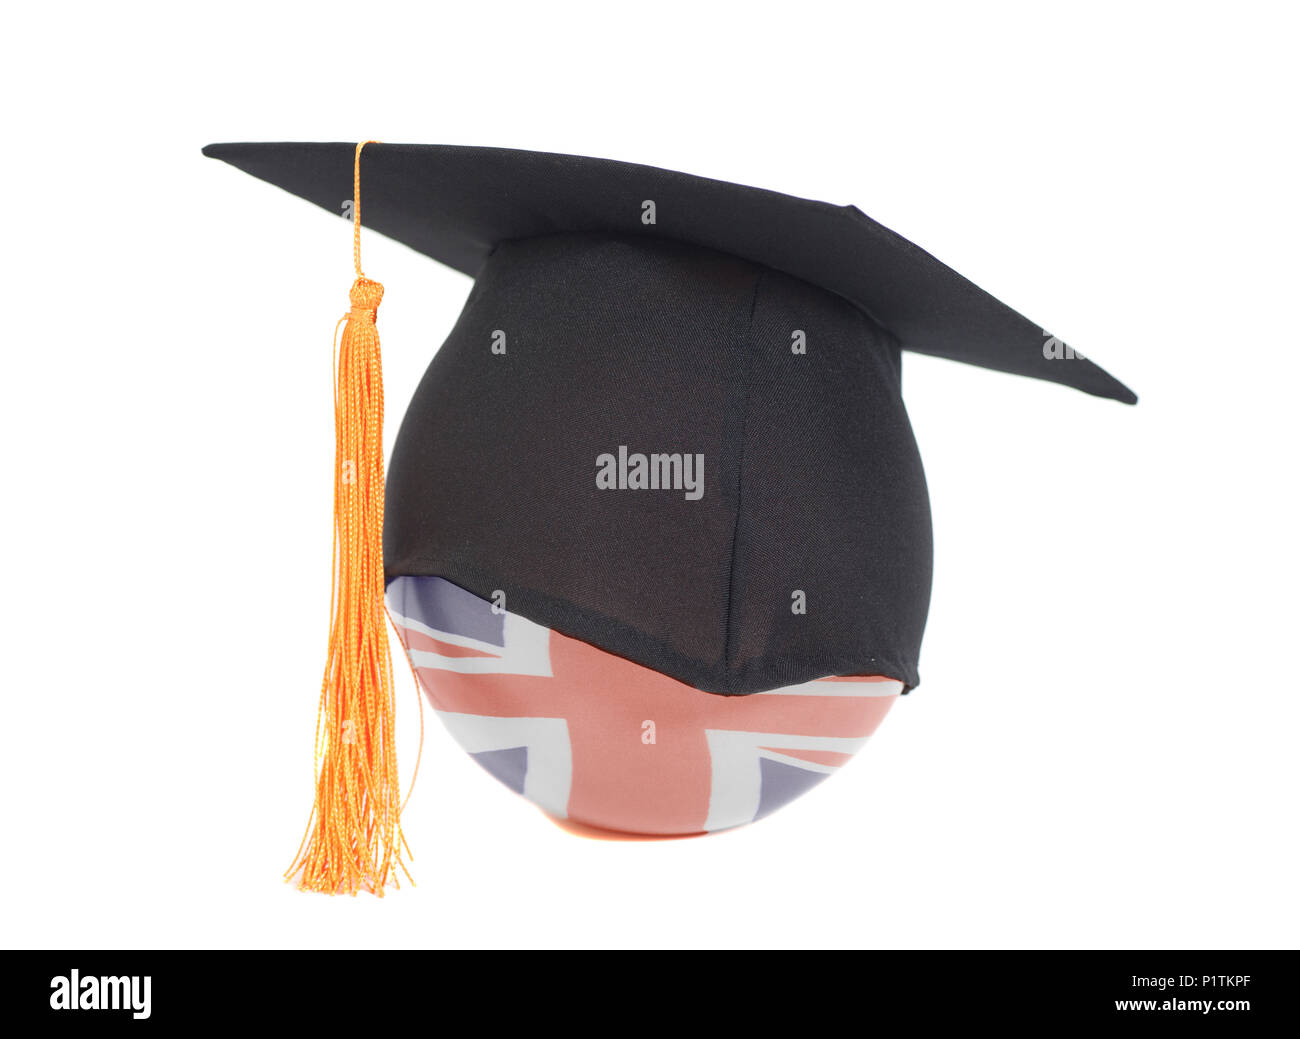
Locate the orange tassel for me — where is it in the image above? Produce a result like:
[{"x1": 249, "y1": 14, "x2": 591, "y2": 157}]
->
[{"x1": 286, "y1": 141, "x2": 412, "y2": 895}]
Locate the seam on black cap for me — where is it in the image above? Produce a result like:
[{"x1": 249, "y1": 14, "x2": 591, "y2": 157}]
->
[{"x1": 721, "y1": 267, "x2": 765, "y2": 679}]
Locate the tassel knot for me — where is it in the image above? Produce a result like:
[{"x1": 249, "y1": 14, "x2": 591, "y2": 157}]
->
[{"x1": 349, "y1": 277, "x2": 384, "y2": 314}]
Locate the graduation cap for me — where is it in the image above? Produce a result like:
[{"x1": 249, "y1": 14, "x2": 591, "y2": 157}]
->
[{"x1": 204, "y1": 141, "x2": 1135, "y2": 893}]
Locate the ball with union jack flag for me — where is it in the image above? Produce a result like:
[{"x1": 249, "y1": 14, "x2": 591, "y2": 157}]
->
[{"x1": 388, "y1": 577, "x2": 900, "y2": 836}]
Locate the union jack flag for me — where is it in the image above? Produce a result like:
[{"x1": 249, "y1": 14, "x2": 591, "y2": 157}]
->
[{"x1": 387, "y1": 576, "x2": 899, "y2": 835}]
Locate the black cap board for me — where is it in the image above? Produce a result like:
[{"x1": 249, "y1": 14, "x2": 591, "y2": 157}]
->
[{"x1": 203, "y1": 142, "x2": 1136, "y2": 404}]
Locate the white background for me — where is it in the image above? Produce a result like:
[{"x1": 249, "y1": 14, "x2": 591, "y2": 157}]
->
[{"x1": 3, "y1": 2, "x2": 1296, "y2": 949}]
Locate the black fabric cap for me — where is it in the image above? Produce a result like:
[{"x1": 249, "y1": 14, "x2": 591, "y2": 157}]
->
[
  {"x1": 384, "y1": 232, "x2": 931, "y2": 694},
  {"x1": 202, "y1": 142, "x2": 1137, "y2": 404}
]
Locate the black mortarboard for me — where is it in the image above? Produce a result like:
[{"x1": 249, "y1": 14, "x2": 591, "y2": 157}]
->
[
  {"x1": 204, "y1": 142, "x2": 1136, "y2": 404},
  {"x1": 204, "y1": 141, "x2": 1135, "y2": 887}
]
